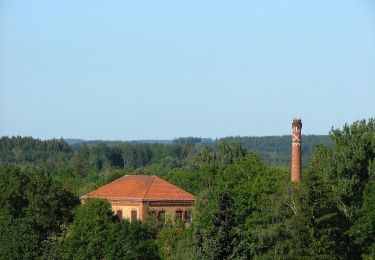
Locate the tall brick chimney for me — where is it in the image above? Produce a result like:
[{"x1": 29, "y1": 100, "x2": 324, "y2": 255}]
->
[{"x1": 291, "y1": 118, "x2": 302, "y2": 182}]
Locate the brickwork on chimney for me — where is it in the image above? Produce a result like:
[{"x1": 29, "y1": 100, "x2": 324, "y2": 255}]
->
[{"x1": 291, "y1": 119, "x2": 302, "y2": 182}]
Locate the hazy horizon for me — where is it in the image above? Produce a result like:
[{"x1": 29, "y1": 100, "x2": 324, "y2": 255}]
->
[{"x1": 1, "y1": 132, "x2": 333, "y2": 142}]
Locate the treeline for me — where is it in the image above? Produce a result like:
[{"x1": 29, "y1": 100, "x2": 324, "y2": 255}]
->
[
  {"x1": 0, "y1": 135, "x2": 331, "y2": 169},
  {"x1": 0, "y1": 136, "x2": 194, "y2": 169},
  {"x1": 221, "y1": 135, "x2": 332, "y2": 165},
  {"x1": 0, "y1": 119, "x2": 374, "y2": 259},
  {"x1": 70, "y1": 142, "x2": 194, "y2": 171},
  {"x1": 0, "y1": 137, "x2": 72, "y2": 164},
  {"x1": 158, "y1": 119, "x2": 375, "y2": 259},
  {"x1": 0, "y1": 165, "x2": 159, "y2": 259},
  {"x1": 0, "y1": 134, "x2": 334, "y2": 197}
]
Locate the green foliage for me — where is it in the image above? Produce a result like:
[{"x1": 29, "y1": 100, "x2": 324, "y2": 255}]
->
[
  {"x1": 157, "y1": 165, "x2": 218, "y2": 196},
  {"x1": 61, "y1": 199, "x2": 115, "y2": 259},
  {"x1": 0, "y1": 119, "x2": 374, "y2": 259},
  {"x1": 109, "y1": 220, "x2": 160, "y2": 259},
  {"x1": 309, "y1": 119, "x2": 375, "y2": 258},
  {"x1": 156, "y1": 219, "x2": 186, "y2": 259},
  {"x1": 1, "y1": 135, "x2": 332, "y2": 170},
  {"x1": 193, "y1": 154, "x2": 288, "y2": 259},
  {"x1": 0, "y1": 165, "x2": 78, "y2": 259},
  {"x1": 172, "y1": 137, "x2": 202, "y2": 145},
  {"x1": 322, "y1": 120, "x2": 374, "y2": 219},
  {"x1": 50, "y1": 165, "x2": 131, "y2": 196},
  {"x1": 192, "y1": 141, "x2": 247, "y2": 167},
  {"x1": 0, "y1": 136, "x2": 72, "y2": 164},
  {"x1": 61, "y1": 199, "x2": 160, "y2": 259},
  {"x1": 221, "y1": 134, "x2": 332, "y2": 166},
  {"x1": 192, "y1": 118, "x2": 375, "y2": 260},
  {"x1": 196, "y1": 191, "x2": 237, "y2": 260},
  {"x1": 350, "y1": 179, "x2": 375, "y2": 258},
  {"x1": 69, "y1": 153, "x2": 88, "y2": 176},
  {"x1": 284, "y1": 161, "x2": 347, "y2": 259}
]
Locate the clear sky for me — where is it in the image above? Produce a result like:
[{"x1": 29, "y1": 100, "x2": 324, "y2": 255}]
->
[{"x1": 0, "y1": 1, "x2": 374, "y2": 140}]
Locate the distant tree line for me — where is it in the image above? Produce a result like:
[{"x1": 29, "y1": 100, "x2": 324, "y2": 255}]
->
[
  {"x1": 0, "y1": 119, "x2": 374, "y2": 259},
  {"x1": 0, "y1": 134, "x2": 334, "y2": 197},
  {"x1": 0, "y1": 135, "x2": 331, "y2": 168},
  {"x1": 159, "y1": 119, "x2": 375, "y2": 259},
  {"x1": 220, "y1": 134, "x2": 332, "y2": 166},
  {"x1": 0, "y1": 165, "x2": 159, "y2": 259},
  {"x1": 0, "y1": 137, "x2": 72, "y2": 164}
]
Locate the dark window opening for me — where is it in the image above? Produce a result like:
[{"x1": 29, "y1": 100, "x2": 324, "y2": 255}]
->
[
  {"x1": 131, "y1": 210, "x2": 137, "y2": 221},
  {"x1": 149, "y1": 210, "x2": 156, "y2": 219},
  {"x1": 184, "y1": 210, "x2": 191, "y2": 224},
  {"x1": 158, "y1": 211, "x2": 165, "y2": 223},
  {"x1": 116, "y1": 210, "x2": 123, "y2": 219},
  {"x1": 175, "y1": 210, "x2": 183, "y2": 221}
]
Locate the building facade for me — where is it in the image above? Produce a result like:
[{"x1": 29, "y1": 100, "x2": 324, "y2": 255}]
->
[{"x1": 80, "y1": 175, "x2": 195, "y2": 223}]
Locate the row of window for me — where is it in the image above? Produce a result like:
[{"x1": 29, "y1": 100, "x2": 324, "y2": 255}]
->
[
  {"x1": 115, "y1": 209, "x2": 191, "y2": 223},
  {"x1": 149, "y1": 210, "x2": 191, "y2": 224},
  {"x1": 116, "y1": 209, "x2": 138, "y2": 221}
]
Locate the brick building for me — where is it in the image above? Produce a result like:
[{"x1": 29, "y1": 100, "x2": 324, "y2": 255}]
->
[{"x1": 80, "y1": 175, "x2": 195, "y2": 223}]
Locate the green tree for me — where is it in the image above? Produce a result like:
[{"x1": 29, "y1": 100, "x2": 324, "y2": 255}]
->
[
  {"x1": 156, "y1": 219, "x2": 185, "y2": 259},
  {"x1": 350, "y1": 179, "x2": 375, "y2": 258},
  {"x1": 0, "y1": 165, "x2": 78, "y2": 259},
  {"x1": 311, "y1": 119, "x2": 375, "y2": 258},
  {"x1": 318, "y1": 119, "x2": 375, "y2": 221},
  {"x1": 108, "y1": 219, "x2": 160, "y2": 259},
  {"x1": 216, "y1": 141, "x2": 247, "y2": 165},
  {"x1": 69, "y1": 153, "x2": 88, "y2": 176},
  {"x1": 281, "y1": 160, "x2": 347, "y2": 259},
  {"x1": 62, "y1": 199, "x2": 160, "y2": 259},
  {"x1": 61, "y1": 199, "x2": 117, "y2": 259}
]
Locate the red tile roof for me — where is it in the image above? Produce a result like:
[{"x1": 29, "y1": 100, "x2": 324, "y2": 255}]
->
[{"x1": 81, "y1": 175, "x2": 196, "y2": 202}]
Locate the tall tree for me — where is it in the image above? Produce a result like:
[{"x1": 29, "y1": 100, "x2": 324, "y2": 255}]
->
[
  {"x1": 62, "y1": 199, "x2": 160, "y2": 259},
  {"x1": 0, "y1": 165, "x2": 78, "y2": 259}
]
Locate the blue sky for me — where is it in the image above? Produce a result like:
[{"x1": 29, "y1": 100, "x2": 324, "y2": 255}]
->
[{"x1": 1, "y1": 0, "x2": 374, "y2": 140}]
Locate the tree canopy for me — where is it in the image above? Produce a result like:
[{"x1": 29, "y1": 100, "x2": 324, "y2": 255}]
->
[{"x1": 0, "y1": 118, "x2": 373, "y2": 259}]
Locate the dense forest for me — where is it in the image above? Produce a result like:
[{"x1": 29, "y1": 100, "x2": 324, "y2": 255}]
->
[
  {"x1": 0, "y1": 135, "x2": 332, "y2": 169},
  {"x1": 0, "y1": 134, "x2": 330, "y2": 195},
  {"x1": 0, "y1": 119, "x2": 374, "y2": 259}
]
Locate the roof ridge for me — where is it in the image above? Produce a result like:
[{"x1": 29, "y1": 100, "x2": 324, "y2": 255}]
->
[
  {"x1": 81, "y1": 174, "x2": 129, "y2": 197},
  {"x1": 143, "y1": 175, "x2": 155, "y2": 200}
]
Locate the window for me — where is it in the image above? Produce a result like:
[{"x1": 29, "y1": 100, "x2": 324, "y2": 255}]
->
[
  {"x1": 131, "y1": 210, "x2": 137, "y2": 221},
  {"x1": 175, "y1": 210, "x2": 183, "y2": 222},
  {"x1": 149, "y1": 210, "x2": 156, "y2": 219},
  {"x1": 184, "y1": 210, "x2": 191, "y2": 224},
  {"x1": 157, "y1": 211, "x2": 165, "y2": 223},
  {"x1": 116, "y1": 210, "x2": 122, "y2": 219}
]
